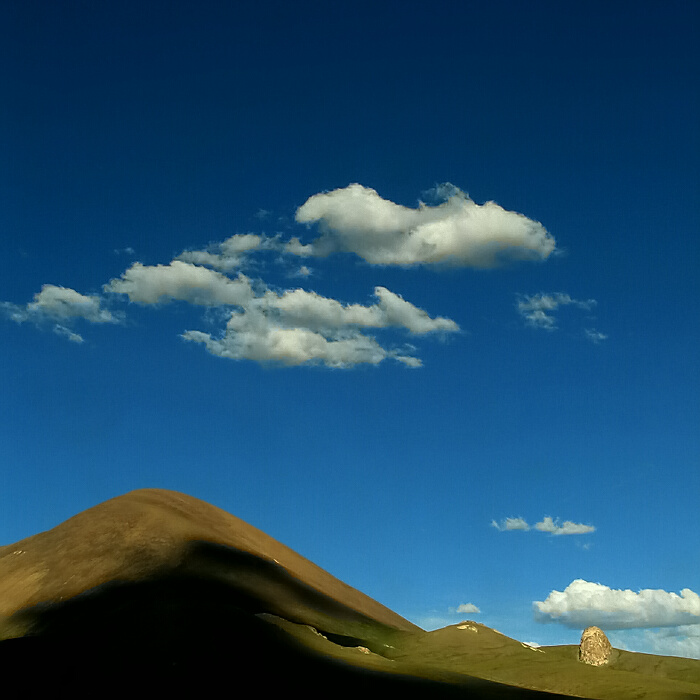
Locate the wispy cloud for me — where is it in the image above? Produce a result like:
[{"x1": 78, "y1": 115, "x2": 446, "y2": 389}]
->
[
  {"x1": 293, "y1": 183, "x2": 556, "y2": 267},
  {"x1": 288, "y1": 265, "x2": 312, "y2": 278},
  {"x1": 584, "y1": 328, "x2": 608, "y2": 343},
  {"x1": 491, "y1": 517, "x2": 531, "y2": 531},
  {"x1": 516, "y1": 292, "x2": 596, "y2": 330},
  {"x1": 176, "y1": 233, "x2": 266, "y2": 271},
  {"x1": 610, "y1": 625, "x2": 700, "y2": 660},
  {"x1": 534, "y1": 516, "x2": 595, "y2": 536},
  {"x1": 53, "y1": 325, "x2": 84, "y2": 343},
  {"x1": 492, "y1": 516, "x2": 594, "y2": 536},
  {"x1": 534, "y1": 580, "x2": 700, "y2": 630}
]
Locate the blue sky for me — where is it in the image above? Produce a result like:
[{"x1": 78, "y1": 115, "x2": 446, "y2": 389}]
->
[{"x1": 1, "y1": 0, "x2": 699, "y2": 657}]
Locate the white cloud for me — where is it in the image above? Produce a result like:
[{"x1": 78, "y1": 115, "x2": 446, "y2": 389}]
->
[
  {"x1": 294, "y1": 183, "x2": 555, "y2": 267},
  {"x1": 11, "y1": 182, "x2": 555, "y2": 365},
  {"x1": 183, "y1": 321, "x2": 415, "y2": 368},
  {"x1": 517, "y1": 292, "x2": 596, "y2": 330},
  {"x1": 491, "y1": 517, "x2": 530, "y2": 531},
  {"x1": 21, "y1": 285, "x2": 117, "y2": 323},
  {"x1": 534, "y1": 580, "x2": 700, "y2": 629},
  {"x1": 534, "y1": 516, "x2": 595, "y2": 536},
  {"x1": 585, "y1": 328, "x2": 608, "y2": 343},
  {"x1": 456, "y1": 603, "x2": 481, "y2": 614},
  {"x1": 284, "y1": 237, "x2": 316, "y2": 257},
  {"x1": 2, "y1": 285, "x2": 119, "y2": 344},
  {"x1": 264, "y1": 287, "x2": 457, "y2": 335},
  {"x1": 2, "y1": 284, "x2": 120, "y2": 343},
  {"x1": 104, "y1": 261, "x2": 256, "y2": 307},
  {"x1": 171, "y1": 277, "x2": 457, "y2": 368},
  {"x1": 288, "y1": 265, "x2": 312, "y2": 278},
  {"x1": 104, "y1": 256, "x2": 457, "y2": 368},
  {"x1": 492, "y1": 516, "x2": 595, "y2": 536},
  {"x1": 53, "y1": 325, "x2": 84, "y2": 343},
  {"x1": 608, "y1": 627, "x2": 700, "y2": 659},
  {"x1": 176, "y1": 234, "x2": 264, "y2": 271},
  {"x1": 181, "y1": 291, "x2": 451, "y2": 369}
]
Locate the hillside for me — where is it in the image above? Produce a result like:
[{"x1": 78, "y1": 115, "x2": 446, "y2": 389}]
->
[{"x1": 0, "y1": 489, "x2": 697, "y2": 698}]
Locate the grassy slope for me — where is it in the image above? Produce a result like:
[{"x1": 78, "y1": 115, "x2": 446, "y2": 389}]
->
[{"x1": 372, "y1": 622, "x2": 700, "y2": 699}]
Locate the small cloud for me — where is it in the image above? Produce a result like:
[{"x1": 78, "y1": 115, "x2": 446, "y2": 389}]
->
[
  {"x1": 516, "y1": 293, "x2": 596, "y2": 330},
  {"x1": 176, "y1": 234, "x2": 265, "y2": 271},
  {"x1": 456, "y1": 603, "x2": 481, "y2": 614},
  {"x1": 534, "y1": 580, "x2": 700, "y2": 630},
  {"x1": 491, "y1": 517, "x2": 530, "y2": 531},
  {"x1": 493, "y1": 515, "x2": 595, "y2": 536},
  {"x1": 294, "y1": 183, "x2": 555, "y2": 267},
  {"x1": 53, "y1": 324, "x2": 84, "y2": 343},
  {"x1": 285, "y1": 264, "x2": 313, "y2": 279},
  {"x1": 284, "y1": 237, "x2": 316, "y2": 258},
  {"x1": 585, "y1": 328, "x2": 608, "y2": 343},
  {"x1": 104, "y1": 261, "x2": 256, "y2": 306},
  {"x1": 20, "y1": 285, "x2": 117, "y2": 324},
  {"x1": 0, "y1": 284, "x2": 118, "y2": 323},
  {"x1": 113, "y1": 246, "x2": 135, "y2": 256},
  {"x1": 2, "y1": 285, "x2": 119, "y2": 342},
  {"x1": 534, "y1": 516, "x2": 595, "y2": 536}
]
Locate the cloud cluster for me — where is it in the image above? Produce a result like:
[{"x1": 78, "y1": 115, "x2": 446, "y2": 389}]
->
[
  {"x1": 3, "y1": 183, "x2": 578, "y2": 366},
  {"x1": 516, "y1": 293, "x2": 596, "y2": 330},
  {"x1": 293, "y1": 183, "x2": 556, "y2": 267},
  {"x1": 103, "y1": 261, "x2": 457, "y2": 368},
  {"x1": 534, "y1": 580, "x2": 700, "y2": 629},
  {"x1": 584, "y1": 328, "x2": 608, "y2": 343},
  {"x1": 491, "y1": 516, "x2": 595, "y2": 535}
]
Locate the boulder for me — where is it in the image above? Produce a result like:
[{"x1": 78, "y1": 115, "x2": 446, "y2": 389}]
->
[{"x1": 579, "y1": 626, "x2": 612, "y2": 666}]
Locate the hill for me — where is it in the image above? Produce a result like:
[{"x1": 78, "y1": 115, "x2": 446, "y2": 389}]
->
[{"x1": 0, "y1": 489, "x2": 697, "y2": 698}]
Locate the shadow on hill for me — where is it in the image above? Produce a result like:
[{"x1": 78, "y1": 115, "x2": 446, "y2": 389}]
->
[{"x1": 0, "y1": 542, "x2": 572, "y2": 698}]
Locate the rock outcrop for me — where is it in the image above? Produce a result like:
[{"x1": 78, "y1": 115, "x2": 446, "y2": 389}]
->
[{"x1": 579, "y1": 625, "x2": 612, "y2": 666}]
